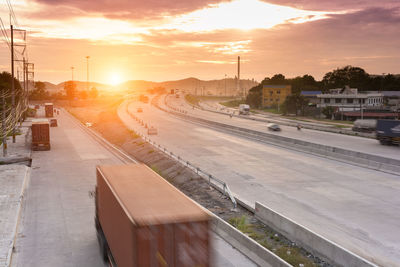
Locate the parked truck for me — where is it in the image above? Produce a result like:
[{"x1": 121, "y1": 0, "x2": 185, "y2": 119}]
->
[
  {"x1": 376, "y1": 119, "x2": 400, "y2": 145},
  {"x1": 31, "y1": 119, "x2": 50, "y2": 150},
  {"x1": 95, "y1": 163, "x2": 211, "y2": 267},
  {"x1": 45, "y1": 103, "x2": 54, "y2": 117},
  {"x1": 239, "y1": 104, "x2": 250, "y2": 115}
]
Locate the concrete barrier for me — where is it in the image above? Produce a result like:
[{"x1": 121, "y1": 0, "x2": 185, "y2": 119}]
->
[
  {"x1": 210, "y1": 214, "x2": 291, "y2": 267},
  {"x1": 254, "y1": 202, "x2": 378, "y2": 267}
]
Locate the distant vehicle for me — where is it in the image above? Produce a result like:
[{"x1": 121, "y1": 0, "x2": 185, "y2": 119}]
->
[
  {"x1": 376, "y1": 119, "x2": 400, "y2": 145},
  {"x1": 44, "y1": 103, "x2": 54, "y2": 118},
  {"x1": 85, "y1": 122, "x2": 92, "y2": 127},
  {"x1": 34, "y1": 104, "x2": 40, "y2": 109},
  {"x1": 137, "y1": 107, "x2": 143, "y2": 113},
  {"x1": 239, "y1": 104, "x2": 250, "y2": 115},
  {"x1": 49, "y1": 119, "x2": 58, "y2": 127},
  {"x1": 147, "y1": 127, "x2": 158, "y2": 135},
  {"x1": 175, "y1": 94, "x2": 180, "y2": 98},
  {"x1": 95, "y1": 164, "x2": 210, "y2": 266},
  {"x1": 139, "y1": 94, "x2": 149, "y2": 103},
  {"x1": 267, "y1": 123, "x2": 281, "y2": 131},
  {"x1": 352, "y1": 119, "x2": 377, "y2": 133}
]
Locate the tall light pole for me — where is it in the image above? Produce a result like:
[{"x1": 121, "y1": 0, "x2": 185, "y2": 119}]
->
[
  {"x1": 71, "y1": 66, "x2": 74, "y2": 82},
  {"x1": 224, "y1": 74, "x2": 227, "y2": 96},
  {"x1": 86, "y1": 56, "x2": 90, "y2": 91}
]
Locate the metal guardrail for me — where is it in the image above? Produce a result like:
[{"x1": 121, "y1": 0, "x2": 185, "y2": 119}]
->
[{"x1": 125, "y1": 101, "x2": 237, "y2": 210}]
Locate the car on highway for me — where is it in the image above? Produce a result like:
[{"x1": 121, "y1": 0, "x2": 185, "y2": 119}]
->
[
  {"x1": 137, "y1": 107, "x2": 143, "y2": 113},
  {"x1": 267, "y1": 123, "x2": 281, "y2": 131}
]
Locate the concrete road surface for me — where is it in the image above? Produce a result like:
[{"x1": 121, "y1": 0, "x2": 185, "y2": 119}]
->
[
  {"x1": 166, "y1": 95, "x2": 400, "y2": 161},
  {"x1": 119, "y1": 99, "x2": 400, "y2": 267},
  {"x1": 11, "y1": 108, "x2": 256, "y2": 267}
]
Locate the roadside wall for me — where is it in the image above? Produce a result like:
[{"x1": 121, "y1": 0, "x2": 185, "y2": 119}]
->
[{"x1": 254, "y1": 202, "x2": 378, "y2": 267}]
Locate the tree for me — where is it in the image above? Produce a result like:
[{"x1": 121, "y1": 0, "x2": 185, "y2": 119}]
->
[
  {"x1": 322, "y1": 66, "x2": 370, "y2": 90},
  {"x1": 245, "y1": 84, "x2": 262, "y2": 108},
  {"x1": 89, "y1": 87, "x2": 98, "y2": 98},
  {"x1": 322, "y1": 106, "x2": 335, "y2": 119},
  {"x1": 64, "y1": 81, "x2": 76, "y2": 100},
  {"x1": 281, "y1": 93, "x2": 309, "y2": 115},
  {"x1": 78, "y1": 90, "x2": 88, "y2": 99},
  {"x1": 29, "y1": 81, "x2": 49, "y2": 100}
]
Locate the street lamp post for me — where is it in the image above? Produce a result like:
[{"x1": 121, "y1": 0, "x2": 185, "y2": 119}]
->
[
  {"x1": 71, "y1": 66, "x2": 74, "y2": 82},
  {"x1": 86, "y1": 56, "x2": 90, "y2": 91},
  {"x1": 224, "y1": 74, "x2": 227, "y2": 96}
]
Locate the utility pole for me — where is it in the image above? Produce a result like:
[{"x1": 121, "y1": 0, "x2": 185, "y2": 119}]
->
[
  {"x1": 2, "y1": 85, "x2": 7, "y2": 156},
  {"x1": 11, "y1": 25, "x2": 16, "y2": 143},
  {"x1": 86, "y1": 56, "x2": 90, "y2": 91}
]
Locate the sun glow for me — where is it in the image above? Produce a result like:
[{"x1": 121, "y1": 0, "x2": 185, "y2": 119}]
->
[{"x1": 109, "y1": 73, "x2": 122, "y2": 86}]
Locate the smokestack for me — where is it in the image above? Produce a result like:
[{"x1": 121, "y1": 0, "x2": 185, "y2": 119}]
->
[{"x1": 237, "y1": 56, "x2": 240, "y2": 95}]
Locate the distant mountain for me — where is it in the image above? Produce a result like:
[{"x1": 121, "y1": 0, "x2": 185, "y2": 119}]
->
[
  {"x1": 120, "y1": 77, "x2": 258, "y2": 96},
  {"x1": 40, "y1": 77, "x2": 258, "y2": 96}
]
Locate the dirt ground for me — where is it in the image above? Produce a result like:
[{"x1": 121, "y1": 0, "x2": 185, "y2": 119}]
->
[{"x1": 64, "y1": 97, "x2": 332, "y2": 267}]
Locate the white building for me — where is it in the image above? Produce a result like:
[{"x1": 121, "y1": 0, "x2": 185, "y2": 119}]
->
[{"x1": 317, "y1": 86, "x2": 383, "y2": 111}]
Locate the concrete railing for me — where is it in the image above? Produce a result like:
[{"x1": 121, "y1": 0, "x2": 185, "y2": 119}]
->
[
  {"x1": 254, "y1": 202, "x2": 378, "y2": 267},
  {"x1": 210, "y1": 213, "x2": 291, "y2": 267},
  {"x1": 160, "y1": 97, "x2": 400, "y2": 175}
]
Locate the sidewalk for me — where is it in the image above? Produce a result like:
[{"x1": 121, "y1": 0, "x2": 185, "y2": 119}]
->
[
  {"x1": 0, "y1": 122, "x2": 32, "y2": 165},
  {"x1": 0, "y1": 120, "x2": 32, "y2": 267},
  {"x1": 0, "y1": 165, "x2": 30, "y2": 267}
]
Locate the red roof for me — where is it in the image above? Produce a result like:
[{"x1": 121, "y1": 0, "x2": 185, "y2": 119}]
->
[{"x1": 342, "y1": 112, "x2": 399, "y2": 117}]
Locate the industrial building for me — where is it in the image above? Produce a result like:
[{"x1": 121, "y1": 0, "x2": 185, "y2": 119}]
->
[
  {"x1": 317, "y1": 87, "x2": 383, "y2": 110},
  {"x1": 262, "y1": 85, "x2": 291, "y2": 107}
]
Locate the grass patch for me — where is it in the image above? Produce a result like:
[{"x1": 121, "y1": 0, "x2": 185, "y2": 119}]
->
[
  {"x1": 275, "y1": 247, "x2": 316, "y2": 267},
  {"x1": 220, "y1": 99, "x2": 245, "y2": 108},
  {"x1": 185, "y1": 95, "x2": 200, "y2": 107},
  {"x1": 148, "y1": 149, "x2": 154, "y2": 154},
  {"x1": 150, "y1": 165, "x2": 163, "y2": 176}
]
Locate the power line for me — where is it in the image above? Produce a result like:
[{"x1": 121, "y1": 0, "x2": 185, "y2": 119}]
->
[{"x1": 5, "y1": 0, "x2": 19, "y2": 27}]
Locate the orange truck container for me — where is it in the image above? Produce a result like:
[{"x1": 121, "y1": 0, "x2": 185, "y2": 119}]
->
[
  {"x1": 31, "y1": 119, "x2": 50, "y2": 150},
  {"x1": 45, "y1": 103, "x2": 54, "y2": 117},
  {"x1": 95, "y1": 164, "x2": 210, "y2": 267}
]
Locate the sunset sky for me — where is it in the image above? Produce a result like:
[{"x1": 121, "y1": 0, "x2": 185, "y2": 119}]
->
[{"x1": 0, "y1": 0, "x2": 399, "y2": 85}]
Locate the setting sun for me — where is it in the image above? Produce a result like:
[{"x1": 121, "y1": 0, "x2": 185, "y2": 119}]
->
[{"x1": 109, "y1": 73, "x2": 122, "y2": 86}]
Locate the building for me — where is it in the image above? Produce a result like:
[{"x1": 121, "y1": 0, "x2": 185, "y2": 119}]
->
[
  {"x1": 381, "y1": 91, "x2": 400, "y2": 111},
  {"x1": 262, "y1": 85, "x2": 291, "y2": 107},
  {"x1": 300, "y1": 91, "x2": 322, "y2": 105},
  {"x1": 317, "y1": 86, "x2": 383, "y2": 111}
]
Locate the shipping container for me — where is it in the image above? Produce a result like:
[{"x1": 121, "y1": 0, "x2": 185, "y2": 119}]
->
[
  {"x1": 95, "y1": 163, "x2": 210, "y2": 267},
  {"x1": 45, "y1": 103, "x2": 54, "y2": 117},
  {"x1": 31, "y1": 119, "x2": 50, "y2": 150}
]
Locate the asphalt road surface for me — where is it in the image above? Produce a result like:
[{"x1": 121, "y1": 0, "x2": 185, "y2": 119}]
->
[
  {"x1": 119, "y1": 98, "x2": 400, "y2": 267},
  {"x1": 11, "y1": 107, "x2": 256, "y2": 267}
]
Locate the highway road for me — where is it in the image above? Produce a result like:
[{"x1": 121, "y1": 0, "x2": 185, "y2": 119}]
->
[
  {"x1": 11, "y1": 107, "x2": 256, "y2": 267},
  {"x1": 166, "y1": 95, "x2": 400, "y2": 161},
  {"x1": 119, "y1": 98, "x2": 400, "y2": 267}
]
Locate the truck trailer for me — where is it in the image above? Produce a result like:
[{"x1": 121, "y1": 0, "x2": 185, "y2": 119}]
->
[
  {"x1": 376, "y1": 119, "x2": 400, "y2": 145},
  {"x1": 95, "y1": 163, "x2": 210, "y2": 267},
  {"x1": 44, "y1": 103, "x2": 54, "y2": 117},
  {"x1": 31, "y1": 119, "x2": 50, "y2": 150}
]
